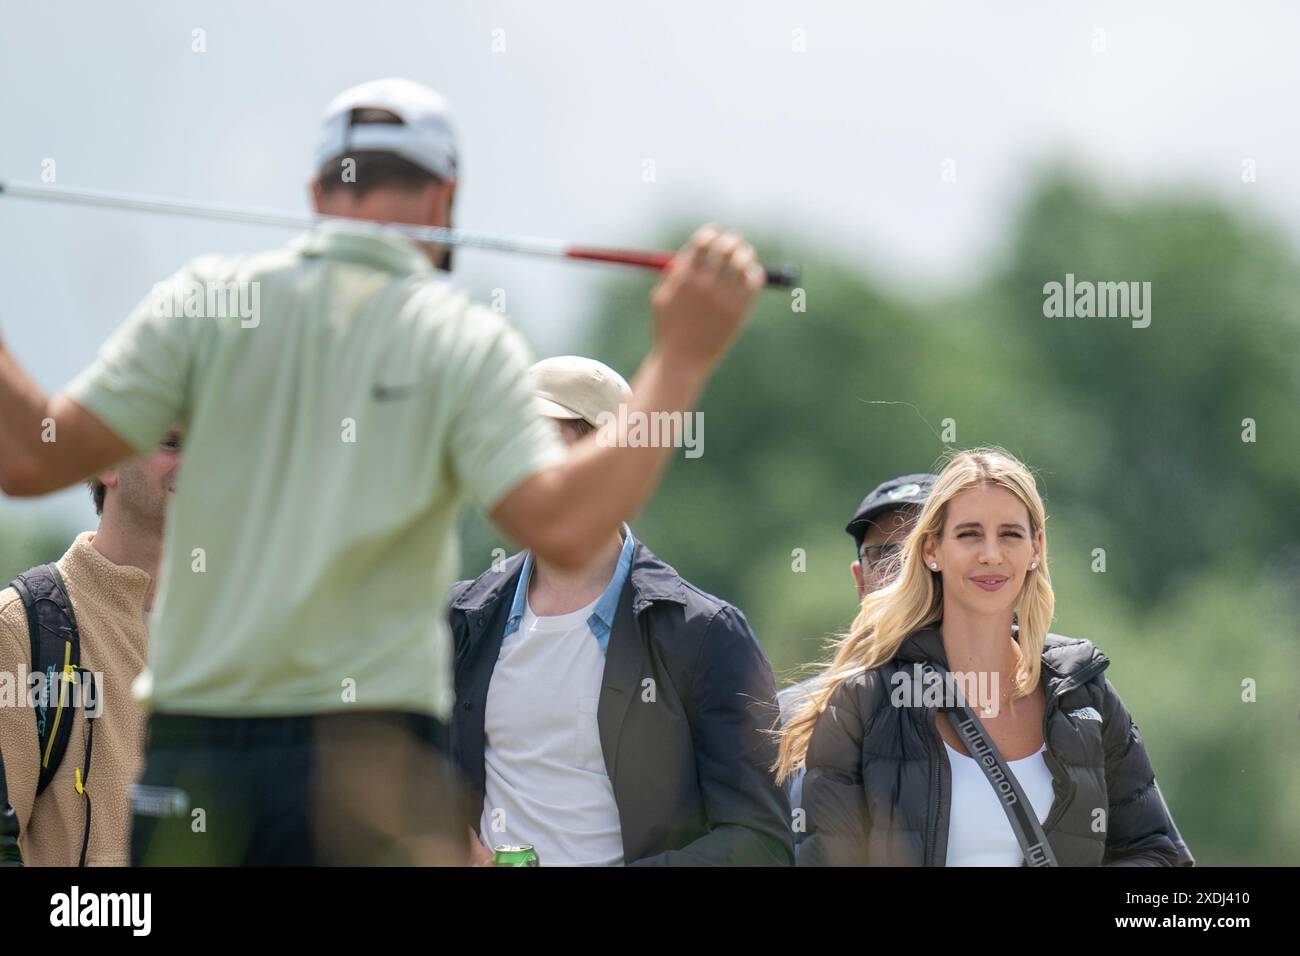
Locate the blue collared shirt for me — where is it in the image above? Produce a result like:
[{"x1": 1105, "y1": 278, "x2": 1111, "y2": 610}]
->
[{"x1": 502, "y1": 526, "x2": 636, "y2": 655}]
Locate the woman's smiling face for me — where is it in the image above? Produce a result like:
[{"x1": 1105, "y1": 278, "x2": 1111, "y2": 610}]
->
[{"x1": 923, "y1": 483, "x2": 1043, "y2": 615}]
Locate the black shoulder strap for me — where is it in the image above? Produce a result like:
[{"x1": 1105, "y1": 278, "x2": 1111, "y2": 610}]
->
[
  {"x1": 921, "y1": 661, "x2": 1059, "y2": 867},
  {"x1": 0, "y1": 755, "x2": 22, "y2": 865},
  {"x1": 10, "y1": 564, "x2": 82, "y2": 796}
]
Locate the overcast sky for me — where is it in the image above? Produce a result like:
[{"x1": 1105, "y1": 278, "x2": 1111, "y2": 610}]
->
[{"x1": 3, "y1": 0, "x2": 1297, "y2": 524}]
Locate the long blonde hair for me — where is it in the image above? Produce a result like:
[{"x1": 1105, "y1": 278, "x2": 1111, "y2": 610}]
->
[{"x1": 774, "y1": 447, "x2": 1055, "y2": 783}]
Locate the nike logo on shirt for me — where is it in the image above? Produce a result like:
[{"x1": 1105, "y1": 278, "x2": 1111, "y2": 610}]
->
[{"x1": 372, "y1": 383, "x2": 417, "y2": 401}]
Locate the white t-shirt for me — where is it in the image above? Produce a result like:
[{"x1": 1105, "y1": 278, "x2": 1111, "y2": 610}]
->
[
  {"x1": 943, "y1": 738, "x2": 1056, "y2": 867},
  {"x1": 480, "y1": 597, "x2": 624, "y2": 866}
]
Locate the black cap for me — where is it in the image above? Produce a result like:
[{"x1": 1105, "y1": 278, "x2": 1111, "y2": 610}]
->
[{"x1": 845, "y1": 473, "x2": 938, "y2": 544}]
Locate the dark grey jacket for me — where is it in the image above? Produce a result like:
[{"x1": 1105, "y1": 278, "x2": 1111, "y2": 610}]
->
[
  {"x1": 799, "y1": 626, "x2": 1194, "y2": 866},
  {"x1": 449, "y1": 542, "x2": 794, "y2": 866}
]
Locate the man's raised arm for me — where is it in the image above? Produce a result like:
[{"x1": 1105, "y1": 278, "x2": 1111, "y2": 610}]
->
[
  {"x1": 492, "y1": 225, "x2": 764, "y2": 570},
  {"x1": 0, "y1": 337, "x2": 135, "y2": 496}
]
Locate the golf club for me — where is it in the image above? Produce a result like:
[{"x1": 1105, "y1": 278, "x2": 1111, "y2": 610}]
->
[{"x1": 0, "y1": 180, "x2": 801, "y2": 288}]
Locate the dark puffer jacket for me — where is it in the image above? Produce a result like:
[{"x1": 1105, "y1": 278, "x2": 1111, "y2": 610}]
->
[{"x1": 799, "y1": 627, "x2": 1194, "y2": 866}]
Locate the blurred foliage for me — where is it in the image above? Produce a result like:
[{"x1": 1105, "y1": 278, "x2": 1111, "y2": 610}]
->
[
  {"x1": 5, "y1": 171, "x2": 1296, "y2": 865},
  {"x1": 463, "y1": 170, "x2": 1300, "y2": 865},
  {"x1": 0, "y1": 511, "x2": 74, "y2": 585}
]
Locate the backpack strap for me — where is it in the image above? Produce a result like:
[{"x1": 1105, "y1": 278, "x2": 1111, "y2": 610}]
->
[
  {"x1": 70, "y1": 667, "x2": 98, "y2": 867},
  {"x1": 921, "y1": 661, "x2": 1059, "y2": 867},
  {"x1": 10, "y1": 564, "x2": 82, "y2": 796},
  {"x1": 0, "y1": 752, "x2": 23, "y2": 865}
]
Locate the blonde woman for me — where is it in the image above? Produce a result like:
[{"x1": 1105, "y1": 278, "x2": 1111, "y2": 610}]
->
[{"x1": 777, "y1": 448, "x2": 1192, "y2": 866}]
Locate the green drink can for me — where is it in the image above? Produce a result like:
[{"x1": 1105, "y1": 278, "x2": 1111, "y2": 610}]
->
[{"x1": 492, "y1": 844, "x2": 540, "y2": 867}]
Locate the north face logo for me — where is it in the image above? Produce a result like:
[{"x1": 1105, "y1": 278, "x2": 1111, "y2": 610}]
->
[{"x1": 1069, "y1": 706, "x2": 1102, "y2": 722}]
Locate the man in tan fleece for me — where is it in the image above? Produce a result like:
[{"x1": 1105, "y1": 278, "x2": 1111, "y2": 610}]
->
[{"x1": 0, "y1": 425, "x2": 180, "y2": 865}]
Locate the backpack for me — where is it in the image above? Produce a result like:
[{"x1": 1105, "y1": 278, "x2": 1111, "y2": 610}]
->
[{"x1": 0, "y1": 563, "x2": 98, "y2": 866}]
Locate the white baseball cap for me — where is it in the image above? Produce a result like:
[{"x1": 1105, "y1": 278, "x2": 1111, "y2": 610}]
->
[
  {"x1": 315, "y1": 78, "x2": 459, "y2": 181},
  {"x1": 527, "y1": 356, "x2": 633, "y2": 428}
]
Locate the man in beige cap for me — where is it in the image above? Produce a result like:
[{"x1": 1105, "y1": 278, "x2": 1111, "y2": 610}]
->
[
  {"x1": 449, "y1": 356, "x2": 792, "y2": 867},
  {"x1": 528, "y1": 355, "x2": 632, "y2": 444}
]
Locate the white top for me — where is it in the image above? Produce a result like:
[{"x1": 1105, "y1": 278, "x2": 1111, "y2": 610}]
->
[
  {"x1": 943, "y1": 739, "x2": 1056, "y2": 867},
  {"x1": 480, "y1": 597, "x2": 624, "y2": 866}
]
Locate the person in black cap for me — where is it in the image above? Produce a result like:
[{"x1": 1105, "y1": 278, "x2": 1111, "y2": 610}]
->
[
  {"x1": 777, "y1": 471, "x2": 937, "y2": 849},
  {"x1": 845, "y1": 473, "x2": 937, "y2": 599}
]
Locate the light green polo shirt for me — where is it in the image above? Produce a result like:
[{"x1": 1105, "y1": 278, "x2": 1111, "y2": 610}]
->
[{"x1": 65, "y1": 221, "x2": 566, "y2": 719}]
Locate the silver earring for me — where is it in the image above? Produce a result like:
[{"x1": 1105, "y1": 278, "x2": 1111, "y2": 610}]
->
[
  {"x1": 1030, "y1": 561, "x2": 1038, "y2": 569},
  {"x1": 930, "y1": 562, "x2": 939, "y2": 570}
]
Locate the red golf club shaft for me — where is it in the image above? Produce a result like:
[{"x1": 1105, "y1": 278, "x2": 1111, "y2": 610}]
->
[{"x1": 567, "y1": 247, "x2": 798, "y2": 287}]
